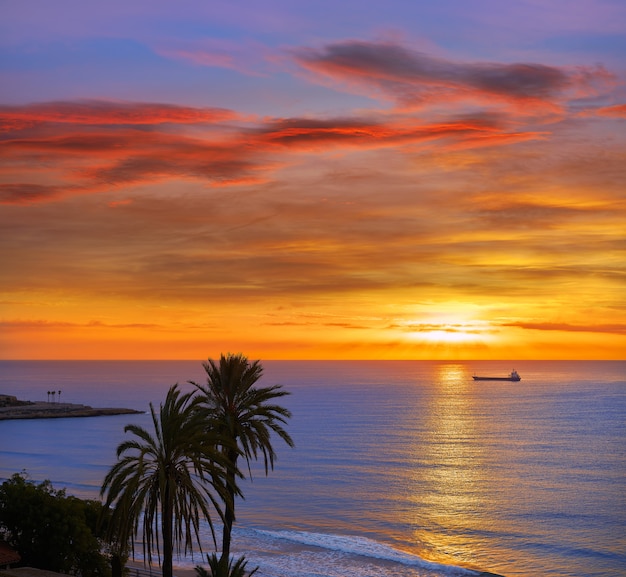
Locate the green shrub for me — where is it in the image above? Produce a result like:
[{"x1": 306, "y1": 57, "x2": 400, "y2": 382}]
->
[{"x1": 0, "y1": 473, "x2": 110, "y2": 576}]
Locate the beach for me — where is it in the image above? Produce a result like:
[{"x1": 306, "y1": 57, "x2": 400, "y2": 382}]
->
[{"x1": 127, "y1": 562, "x2": 197, "y2": 577}]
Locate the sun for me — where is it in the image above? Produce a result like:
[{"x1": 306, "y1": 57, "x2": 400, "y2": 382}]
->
[
  {"x1": 396, "y1": 313, "x2": 495, "y2": 346},
  {"x1": 420, "y1": 327, "x2": 479, "y2": 344}
]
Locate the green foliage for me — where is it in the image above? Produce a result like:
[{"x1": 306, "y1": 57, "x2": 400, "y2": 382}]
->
[
  {"x1": 195, "y1": 553, "x2": 258, "y2": 577},
  {"x1": 0, "y1": 472, "x2": 110, "y2": 576}
]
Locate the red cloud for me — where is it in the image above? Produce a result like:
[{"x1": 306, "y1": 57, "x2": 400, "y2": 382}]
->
[
  {"x1": 0, "y1": 100, "x2": 238, "y2": 128},
  {"x1": 597, "y1": 104, "x2": 626, "y2": 118},
  {"x1": 0, "y1": 99, "x2": 549, "y2": 204},
  {"x1": 251, "y1": 114, "x2": 542, "y2": 151},
  {"x1": 0, "y1": 183, "x2": 71, "y2": 204}
]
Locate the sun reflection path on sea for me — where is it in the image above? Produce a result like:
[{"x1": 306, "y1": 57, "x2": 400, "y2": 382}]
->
[{"x1": 406, "y1": 363, "x2": 490, "y2": 569}]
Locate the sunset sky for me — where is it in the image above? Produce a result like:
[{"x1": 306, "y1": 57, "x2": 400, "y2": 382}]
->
[{"x1": 1, "y1": 1, "x2": 625, "y2": 360}]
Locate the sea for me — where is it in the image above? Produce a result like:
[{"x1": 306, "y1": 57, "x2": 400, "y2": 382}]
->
[{"x1": 0, "y1": 360, "x2": 625, "y2": 577}]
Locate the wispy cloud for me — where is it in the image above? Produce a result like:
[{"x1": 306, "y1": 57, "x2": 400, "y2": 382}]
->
[
  {"x1": 0, "y1": 319, "x2": 163, "y2": 330},
  {"x1": 155, "y1": 38, "x2": 272, "y2": 76},
  {"x1": 292, "y1": 40, "x2": 615, "y2": 115},
  {"x1": 0, "y1": 100, "x2": 238, "y2": 129},
  {"x1": 390, "y1": 322, "x2": 492, "y2": 335},
  {"x1": 503, "y1": 322, "x2": 626, "y2": 335}
]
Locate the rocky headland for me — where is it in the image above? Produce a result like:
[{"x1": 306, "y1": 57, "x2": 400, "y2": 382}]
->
[{"x1": 0, "y1": 394, "x2": 143, "y2": 421}]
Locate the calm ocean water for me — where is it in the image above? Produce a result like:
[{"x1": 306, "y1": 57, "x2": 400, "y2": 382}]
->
[{"x1": 0, "y1": 360, "x2": 625, "y2": 577}]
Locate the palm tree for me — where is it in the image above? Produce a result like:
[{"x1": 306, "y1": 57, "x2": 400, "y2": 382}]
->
[
  {"x1": 196, "y1": 553, "x2": 258, "y2": 577},
  {"x1": 190, "y1": 353, "x2": 294, "y2": 571},
  {"x1": 100, "y1": 385, "x2": 235, "y2": 577}
]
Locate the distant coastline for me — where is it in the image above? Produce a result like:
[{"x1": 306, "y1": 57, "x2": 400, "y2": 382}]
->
[{"x1": 0, "y1": 394, "x2": 143, "y2": 421}]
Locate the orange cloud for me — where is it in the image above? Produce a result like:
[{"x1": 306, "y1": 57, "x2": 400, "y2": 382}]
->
[{"x1": 108, "y1": 199, "x2": 133, "y2": 207}]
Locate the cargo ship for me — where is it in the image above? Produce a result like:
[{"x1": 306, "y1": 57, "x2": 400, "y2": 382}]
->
[{"x1": 472, "y1": 370, "x2": 521, "y2": 382}]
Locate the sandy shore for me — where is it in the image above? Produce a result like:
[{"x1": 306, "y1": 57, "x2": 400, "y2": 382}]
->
[
  {"x1": 0, "y1": 568, "x2": 197, "y2": 577},
  {"x1": 173, "y1": 568, "x2": 197, "y2": 577},
  {"x1": 127, "y1": 561, "x2": 198, "y2": 577}
]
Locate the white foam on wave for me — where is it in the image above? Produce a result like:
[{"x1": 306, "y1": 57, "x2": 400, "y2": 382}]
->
[
  {"x1": 130, "y1": 522, "x2": 480, "y2": 576},
  {"x1": 251, "y1": 528, "x2": 478, "y2": 576}
]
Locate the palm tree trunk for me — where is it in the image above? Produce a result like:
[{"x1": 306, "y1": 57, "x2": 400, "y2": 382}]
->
[
  {"x1": 162, "y1": 482, "x2": 174, "y2": 577},
  {"x1": 219, "y1": 450, "x2": 239, "y2": 571},
  {"x1": 111, "y1": 553, "x2": 123, "y2": 577},
  {"x1": 220, "y1": 487, "x2": 234, "y2": 565}
]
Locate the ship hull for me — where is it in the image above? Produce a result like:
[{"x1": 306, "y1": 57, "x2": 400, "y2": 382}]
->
[{"x1": 472, "y1": 376, "x2": 521, "y2": 381}]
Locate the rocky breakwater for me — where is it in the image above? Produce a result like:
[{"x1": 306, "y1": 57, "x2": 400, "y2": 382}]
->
[{"x1": 0, "y1": 394, "x2": 143, "y2": 421}]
